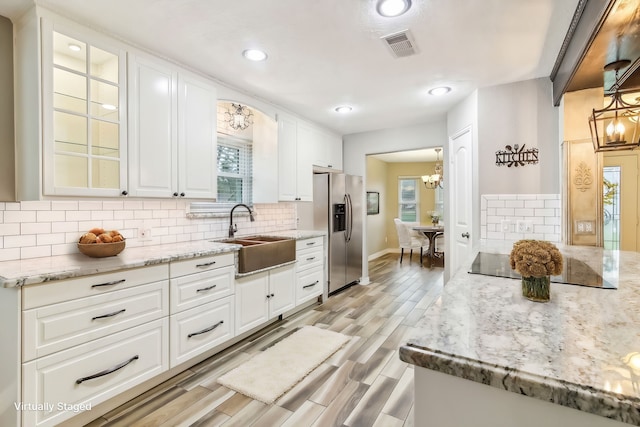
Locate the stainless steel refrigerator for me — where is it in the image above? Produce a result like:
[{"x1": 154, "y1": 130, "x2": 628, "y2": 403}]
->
[{"x1": 313, "y1": 173, "x2": 363, "y2": 294}]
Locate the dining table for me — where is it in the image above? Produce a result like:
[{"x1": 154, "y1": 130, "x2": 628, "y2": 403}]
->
[{"x1": 412, "y1": 225, "x2": 444, "y2": 267}]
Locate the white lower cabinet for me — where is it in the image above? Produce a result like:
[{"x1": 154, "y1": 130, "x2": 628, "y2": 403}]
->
[
  {"x1": 23, "y1": 280, "x2": 169, "y2": 361},
  {"x1": 296, "y1": 237, "x2": 324, "y2": 305},
  {"x1": 169, "y1": 295, "x2": 234, "y2": 367},
  {"x1": 12, "y1": 240, "x2": 325, "y2": 426},
  {"x1": 169, "y1": 253, "x2": 236, "y2": 367},
  {"x1": 235, "y1": 264, "x2": 296, "y2": 335},
  {"x1": 22, "y1": 318, "x2": 168, "y2": 427}
]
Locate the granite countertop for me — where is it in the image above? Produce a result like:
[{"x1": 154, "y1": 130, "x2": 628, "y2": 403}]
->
[
  {"x1": 0, "y1": 229, "x2": 325, "y2": 288},
  {"x1": 400, "y1": 242, "x2": 640, "y2": 426}
]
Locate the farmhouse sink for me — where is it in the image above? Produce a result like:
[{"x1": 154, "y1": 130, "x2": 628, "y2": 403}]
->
[{"x1": 219, "y1": 236, "x2": 296, "y2": 273}]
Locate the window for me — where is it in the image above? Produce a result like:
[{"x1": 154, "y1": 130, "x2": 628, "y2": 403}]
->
[
  {"x1": 217, "y1": 136, "x2": 253, "y2": 204},
  {"x1": 189, "y1": 135, "x2": 252, "y2": 215},
  {"x1": 398, "y1": 178, "x2": 419, "y2": 222}
]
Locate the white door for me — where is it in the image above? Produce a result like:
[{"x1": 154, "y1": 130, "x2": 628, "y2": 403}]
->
[
  {"x1": 277, "y1": 114, "x2": 298, "y2": 201},
  {"x1": 449, "y1": 127, "x2": 473, "y2": 274}
]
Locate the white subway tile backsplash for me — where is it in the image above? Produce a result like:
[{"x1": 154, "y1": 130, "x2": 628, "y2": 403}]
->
[
  {"x1": 481, "y1": 194, "x2": 561, "y2": 243},
  {"x1": 5, "y1": 211, "x2": 36, "y2": 223},
  {"x1": 37, "y1": 210, "x2": 66, "y2": 222},
  {"x1": 51, "y1": 201, "x2": 78, "y2": 211},
  {"x1": 21, "y1": 245, "x2": 52, "y2": 259},
  {"x1": 505, "y1": 200, "x2": 524, "y2": 208},
  {"x1": 0, "y1": 248, "x2": 20, "y2": 261},
  {"x1": 66, "y1": 211, "x2": 91, "y2": 221},
  {"x1": 21, "y1": 223, "x2": 51, "y2": 235},
  {"x1": 5, "y1": 235, "x2": 37, "y2": 248},
  {"x1": 496, "y1": 208, "x2": 515, "y2": 216},
  {"x1": 514, "y1": 208, "x2": 534, "y2": 217},
  {"x1": 0, "y1": 200, "x2": 296, "y2": 262},
  {"x1": 78, "y1": 201, "x2": 103, "y2": 210},
  {"x1": 21, "y1": 201, "x2": 51, "y2": 211},
  {"x1": 545, "y1": 199, "x2": 560, "y2": 209},
  {"x1": 534, "y1": 208, "x2": 555, "y2": 217},
  {"x1": 524, "y1": 200, "x2": 544, "y2": 208}
]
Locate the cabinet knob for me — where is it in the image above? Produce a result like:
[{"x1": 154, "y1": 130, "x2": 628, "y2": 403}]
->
[
  {"x1": 328, "y1": 164, "x2": 333, "y2": 168},
  {"x1": 121, "y1": 190, "x2": 128, "y2": 196},
  {"x1": 173, "y1": 192, "x2": 179, "y2": 197},
  {"x1": 180, "y1": 192, "x2": 185, "y2": 197}
]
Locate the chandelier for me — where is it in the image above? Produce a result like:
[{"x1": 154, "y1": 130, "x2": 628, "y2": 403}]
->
[
  {"x1": 589, "y1": 60, "x2": 640, "y2": 152},
  {"x1": 422, "y1": 148, "x2": 443, "y2": 189},
  {"x1": 224, "y1": 103, "x2": 254, "y2": 131}
]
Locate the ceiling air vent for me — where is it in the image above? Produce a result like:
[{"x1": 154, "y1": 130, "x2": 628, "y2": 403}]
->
[{"x1": 381, "y1": 29, "x2": 417, "y2": 58}]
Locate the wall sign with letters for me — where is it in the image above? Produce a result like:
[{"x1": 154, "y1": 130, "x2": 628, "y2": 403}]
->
[{"x1": 495, "y1": 144, "x2": 539, "y2": 167}]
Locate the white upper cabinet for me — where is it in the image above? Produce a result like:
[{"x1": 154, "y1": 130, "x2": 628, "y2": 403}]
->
[
  {"x1": 313, "y1": 129, "x2": 343, "y2": 171},
  {"x1": 277, "y1": 114, "x2": 317, "y2": 202},
  {"x1": 177, "y1": 73, "x2": 217, "y2": 199},
  {"x1": 41, "y1": 20, "x2": 128, "y2": 197},
  {"x1": 128, "y1": 54, "x2": 217, "y2": 199},
  {"x1": 128, "y1": 54, "x2": 177, "y2": 198}
]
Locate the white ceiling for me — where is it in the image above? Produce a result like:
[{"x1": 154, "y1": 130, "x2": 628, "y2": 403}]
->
[
  {"x1": 369, "y1": 148, "x2": 439, "y2": 163},
  {"x1": 1, "y1": 0, "x2": 580, "y2": 136}
]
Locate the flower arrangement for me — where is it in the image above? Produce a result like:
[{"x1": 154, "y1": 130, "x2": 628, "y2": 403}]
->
[
  {"x1": 429, "y1": 211, "x2": 441, "y2": 225},
  {"x1": 509, "y1": 239, "x2": 563, "y2": 302},
  {"x1": 509, "y1": 239, "x2": 563, "y2": 277}
]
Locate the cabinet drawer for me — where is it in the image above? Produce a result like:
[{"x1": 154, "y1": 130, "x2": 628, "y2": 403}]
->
[
  {"x1": 296, "y1": 267, "x2": 324, "y2": 305},
  {"x1": 23, "y1": 281, "x2": 168, "y2": 362},
  {"x1": 169, "y1": 253, "x2": 234, "y2": 278},
  {"x1": 169, "y1": 296, "x2": 234, "y2": 367},
  {"x1": 22, "y1": 318, "x2": 168, "y2": 427},
  {"x1": 296, "y1": 236, "x2": 323, "y2": 251},
  {"x1": 22, "y1": 264, "x2": 169, "y2": 309},
  {"x1": 296, "y1": 246, "x2": 323, "y2": 272},
  {"x1": 170, "y1": 265, "x2": 234, "y2": 313}
]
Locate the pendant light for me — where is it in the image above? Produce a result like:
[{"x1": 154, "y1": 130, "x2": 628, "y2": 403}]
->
[
  {"x1": 422, "y1": 148, "x2": 443, "y2": 189},
  {"x1": 224, "y1": 103, "x2": 254, "y2": 131},
  {"x1": 589, "y1": 60, "x2": 640, "y2": 152}
]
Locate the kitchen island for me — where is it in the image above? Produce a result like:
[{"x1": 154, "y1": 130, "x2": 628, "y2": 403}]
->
[{"x1": 400, "y1": 242, "x2": 640, "y2": 426}]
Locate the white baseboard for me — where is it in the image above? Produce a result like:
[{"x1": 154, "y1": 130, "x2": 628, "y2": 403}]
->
[{"x1": 368, "y1": 248, "x2": 396, "y2": 261}]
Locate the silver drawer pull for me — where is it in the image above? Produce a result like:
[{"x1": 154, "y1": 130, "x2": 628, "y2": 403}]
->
[
  {"x1": 306, "y1": 242, "x2": 316, "y2": 246},
  {"x1": 196, "y1": 284, "x2": 217, "y2": 292},
  {"x1": 306, "y1": 257, "x2": 316, "y2": 261},
  {"x1": 75, "y1": 355, "x2": 139, "y2": 384},
  {"x1": 303, "y1": 281, "x2": 319, "y2": 289},
  {"x1": 188, "y1": 320, "x2": 224, "y2": 338},
  {"x1": 196, "y1": 261, "x2": 216, "y2": 268},
  {"x1": 92, "y1": 309, "x2": 126, "y2": 321},
  {"x1": 91, "y1": 279, "x2": 126, "y2": 288}
]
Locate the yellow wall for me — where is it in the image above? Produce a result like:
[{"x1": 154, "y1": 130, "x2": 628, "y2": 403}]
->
[
  {"x1": 366, "y1": 156, "x2": 388, "y2": 256},
  {"x1": 387, "y1": 161, "x2": 437, "y2": 248}
]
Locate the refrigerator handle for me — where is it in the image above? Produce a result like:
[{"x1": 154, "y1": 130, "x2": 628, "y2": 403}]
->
[
  {"x1": 343, "y1": 194, "x2": 350, "y2": 242},
  {"x1": 346, "y1": 193, "x2": 353, "y2": 242}
]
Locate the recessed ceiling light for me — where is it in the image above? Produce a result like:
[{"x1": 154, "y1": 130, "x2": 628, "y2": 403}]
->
[
  {"x1": 377, "y1": 0, "x2": 412, "y2": 17},
  {"x1": 101, "y1": 104, "x2": 117, "y2": 111},
  {"x1": 68, "y1": 43, "x2": 82, "y2": 52},
  {"x1": 428, "y1": 86, "x2": 451, "y2": 96},
  {"x1": 242, "y1": 49, "x2": 268, "y2": 61},
  {"x1": 335, "y1": 106, "x2": 353, "y2": 113}
]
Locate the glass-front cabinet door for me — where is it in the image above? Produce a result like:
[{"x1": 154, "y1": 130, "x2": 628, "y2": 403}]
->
[{"x1": 42, "y1": 20, "x2": 127, "y2": 196}]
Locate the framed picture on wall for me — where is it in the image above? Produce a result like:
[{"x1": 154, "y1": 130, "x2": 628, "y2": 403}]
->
[{"x1": 367, "y1": 191, "x2": 380, "y2": 215}]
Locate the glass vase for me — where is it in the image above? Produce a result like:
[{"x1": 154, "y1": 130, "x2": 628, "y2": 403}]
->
[{"x1": 521, "y1": 276, "x2": 550, "y2": 302}]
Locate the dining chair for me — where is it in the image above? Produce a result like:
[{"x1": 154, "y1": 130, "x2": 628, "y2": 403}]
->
[{"x1": 394, "y1": 218, "x2": 429, "y2": 265}]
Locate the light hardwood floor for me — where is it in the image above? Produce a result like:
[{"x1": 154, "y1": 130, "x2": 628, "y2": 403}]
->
[{"x1": 83, "y1": 253, "x2": 444, "y2": 427}]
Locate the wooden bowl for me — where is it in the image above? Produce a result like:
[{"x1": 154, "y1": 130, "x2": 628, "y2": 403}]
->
[{"x1": 77, "y1": 240, "x2": 126, "y2": 258}]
